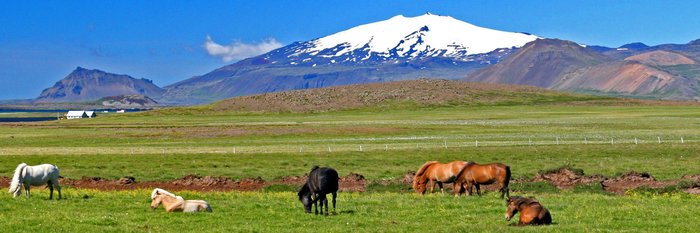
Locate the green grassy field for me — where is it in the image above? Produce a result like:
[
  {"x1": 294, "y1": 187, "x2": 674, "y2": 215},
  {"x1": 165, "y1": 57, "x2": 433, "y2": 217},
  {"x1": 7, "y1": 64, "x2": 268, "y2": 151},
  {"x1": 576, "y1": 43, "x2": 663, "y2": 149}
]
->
[
  {"x1": 1, "y1": 98, "x2": 700, "y2": 232},
  {"x1": 1, "y1": 189, "x2": 699, "y2": 233}
]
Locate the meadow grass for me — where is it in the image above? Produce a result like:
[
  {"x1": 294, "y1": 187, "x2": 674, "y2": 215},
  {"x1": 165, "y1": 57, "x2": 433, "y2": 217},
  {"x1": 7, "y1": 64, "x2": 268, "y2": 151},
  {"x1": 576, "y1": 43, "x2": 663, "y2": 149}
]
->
[
  {"x1": 0, "y1": 188, "x2": 698, "y2": 232},
  {"x1": 0, "y1": 144, "x2": 698, "y2": 181},
  {"x1": 1, "y1": 103, "x2": 699, "y2": 232}
]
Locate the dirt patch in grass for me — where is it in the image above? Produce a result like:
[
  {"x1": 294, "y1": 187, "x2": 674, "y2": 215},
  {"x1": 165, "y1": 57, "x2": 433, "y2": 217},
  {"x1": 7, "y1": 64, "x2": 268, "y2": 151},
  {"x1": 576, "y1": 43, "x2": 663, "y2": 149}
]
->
[
  {"x1": 0, "y1": 173, "x2": 366, "y2": 192},
  {"x1": 531, "y1": 167, "x2": 606, "y2": 189},
  {"x1": 600, "y1": 172, "x2": 677, "y2": 194},
  {"x1": 2, "y1": 170, "x2": 698, "y2": 195},
  {"x1": 529, "y1": 167, "x2": 696, "y2": 195}
]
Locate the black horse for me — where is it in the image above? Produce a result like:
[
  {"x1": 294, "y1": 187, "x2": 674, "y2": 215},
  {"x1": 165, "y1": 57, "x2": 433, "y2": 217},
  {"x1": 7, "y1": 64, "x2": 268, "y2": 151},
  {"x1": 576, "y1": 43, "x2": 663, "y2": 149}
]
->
[{"x1": 297, "y1": 166, "x2": 339, "y2": 215}]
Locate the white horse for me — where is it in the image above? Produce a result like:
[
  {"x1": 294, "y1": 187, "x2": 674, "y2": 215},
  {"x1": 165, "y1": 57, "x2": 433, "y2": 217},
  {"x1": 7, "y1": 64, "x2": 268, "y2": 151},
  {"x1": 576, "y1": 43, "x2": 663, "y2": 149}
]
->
[
  {"x1": 8, "y1": 163, "x2": 62, "y2": 199},
  {"x1": 150, "y1": 188, "x2": 212, "y2": 213}
]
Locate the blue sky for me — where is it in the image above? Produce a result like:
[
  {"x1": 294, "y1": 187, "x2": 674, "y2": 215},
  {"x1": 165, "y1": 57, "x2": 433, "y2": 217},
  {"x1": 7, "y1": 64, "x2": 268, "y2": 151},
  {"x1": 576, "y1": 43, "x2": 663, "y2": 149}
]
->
[{"x1": 2, "y1": 0, "x2": 700, "y2": 100}]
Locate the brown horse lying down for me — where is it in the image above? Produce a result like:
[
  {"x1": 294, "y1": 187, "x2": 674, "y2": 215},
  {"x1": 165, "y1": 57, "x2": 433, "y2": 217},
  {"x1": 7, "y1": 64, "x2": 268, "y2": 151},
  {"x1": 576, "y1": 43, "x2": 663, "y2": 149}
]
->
[
  {"x1": 412, "y1": 161, "x2": 469, "y2": 195},
  {"x1": 505, "y1": 196, "x2": 552, "y2": 225},
  {"x1": 454, "y1": 162, "x2": 510, "y2": 198}
]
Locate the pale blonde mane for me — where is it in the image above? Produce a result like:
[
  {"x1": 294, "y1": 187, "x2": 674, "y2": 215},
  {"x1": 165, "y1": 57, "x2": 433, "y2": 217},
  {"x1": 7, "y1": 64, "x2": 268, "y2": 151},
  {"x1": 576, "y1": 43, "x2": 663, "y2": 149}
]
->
[{"x1": 151, "y1": 188, "x2": 184, "y2": 201}]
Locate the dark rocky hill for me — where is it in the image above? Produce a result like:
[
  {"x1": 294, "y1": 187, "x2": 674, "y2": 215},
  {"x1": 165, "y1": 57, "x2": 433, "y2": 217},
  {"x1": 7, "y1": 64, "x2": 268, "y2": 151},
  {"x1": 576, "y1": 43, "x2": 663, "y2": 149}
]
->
[{"x1": 35, "y1": 67, "x2": 164, "y2": 103}]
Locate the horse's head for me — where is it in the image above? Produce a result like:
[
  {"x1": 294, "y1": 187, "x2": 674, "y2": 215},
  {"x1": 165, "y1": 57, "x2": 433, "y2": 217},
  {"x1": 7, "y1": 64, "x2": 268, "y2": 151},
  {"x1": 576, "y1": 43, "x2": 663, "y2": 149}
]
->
[
  {"x1": 10, "y1": 184, "x2": 22, "y2": 197},
  {"x1": 151, "y1": 191, "x2": 164, "y2": 210},
  {"x1": 297, "y1": 184, "x2": 312, "y2": 213},
  {"x1": 412, "y1": 177, "x2": 427, "y2": 195},
  {"x1": 505, "y1": 196, "x2": 524, "y2": 221}
]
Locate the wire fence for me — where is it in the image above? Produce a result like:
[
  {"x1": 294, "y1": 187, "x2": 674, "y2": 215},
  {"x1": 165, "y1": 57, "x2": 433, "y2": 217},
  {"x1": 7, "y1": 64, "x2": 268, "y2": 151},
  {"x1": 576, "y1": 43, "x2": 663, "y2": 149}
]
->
[{"x1": 0, "y1": 135, "x2": 697, "y2": 156}]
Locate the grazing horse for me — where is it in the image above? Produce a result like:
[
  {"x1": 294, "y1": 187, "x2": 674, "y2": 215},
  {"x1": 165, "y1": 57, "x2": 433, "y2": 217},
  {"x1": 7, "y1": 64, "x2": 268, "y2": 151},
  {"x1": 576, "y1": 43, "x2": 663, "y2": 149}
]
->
[
  {"x1": 298, "y1": 166, "x2": 338, "y2": 215},
  {"x1": 412, "y1": 161, "x2": 469, "y2": 195},
  {"x1": 454, "y1": 162, "x2": 510, "y2": 198},
  {"x1": 150, "y1": 188, "x2": 212, "y2": 213},
  {"x1": 8, "y1": 163, "x2": 62, "y2": 199},
  {"x1": 505, "y1": 196, "x2": 552, "y2": 225}
]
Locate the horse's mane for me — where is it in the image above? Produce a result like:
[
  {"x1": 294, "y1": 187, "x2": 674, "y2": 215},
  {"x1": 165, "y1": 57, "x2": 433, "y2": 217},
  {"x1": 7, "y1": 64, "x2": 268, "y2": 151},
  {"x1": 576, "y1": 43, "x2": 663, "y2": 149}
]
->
[
  {"x1": 8, "y1": 163, "x2": 27, "y2": 194},
  {"x1": 508, "y1": 196, "x2": 539, "y2": 206},
  {"x1": 454, "y1": 161, "x2": 477, "y2": 179},
  {"x1": 309, "y1": 166, "x2": 320, "y2": 173},
  {"x1": 151, "y1": 188, "x2": 184, "y2": 201},
  {"x1": 297, "y1": 183, "x2": 310, "y2": 200},
  {"x1": 414, "y1": 161, "x2": 439, "y2": 177}
]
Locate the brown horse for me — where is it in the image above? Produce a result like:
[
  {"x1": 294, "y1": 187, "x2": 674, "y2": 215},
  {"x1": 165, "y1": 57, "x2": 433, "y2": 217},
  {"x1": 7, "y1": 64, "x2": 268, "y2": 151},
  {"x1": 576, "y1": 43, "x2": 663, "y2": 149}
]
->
[
  {"x1": 505, "y1": 196, "x2": 552, "y2": 225},
  {"x1": 454, "y1": 162, "x2": 510, "y2": 198},
  {"x1": 412, "y1": 160, "x2": 469, "y2": 195}
]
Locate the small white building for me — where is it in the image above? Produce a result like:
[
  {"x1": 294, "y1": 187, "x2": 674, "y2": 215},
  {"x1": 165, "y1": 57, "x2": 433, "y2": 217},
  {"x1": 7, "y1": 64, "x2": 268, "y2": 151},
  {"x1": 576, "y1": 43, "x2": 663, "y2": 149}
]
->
[
  {"x1": 66, "y1": 110, "x2": 97, "y2": 119},
  {"x1": 66, "y1": 111, "x2": 88, "y2": 119},
  {"x1": 85, "y1": 111, "x2": 96, "y2": 118}
]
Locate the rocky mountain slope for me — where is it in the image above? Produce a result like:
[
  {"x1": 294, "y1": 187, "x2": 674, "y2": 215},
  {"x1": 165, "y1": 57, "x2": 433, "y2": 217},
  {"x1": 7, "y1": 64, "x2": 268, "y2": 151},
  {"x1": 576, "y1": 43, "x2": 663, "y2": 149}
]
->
[
  {"x1": 464, "y1": 39, "x2": 700, "y2": 100},
  {"x1": 36, "y1": 67, "x2": 164, "y2": 103}
]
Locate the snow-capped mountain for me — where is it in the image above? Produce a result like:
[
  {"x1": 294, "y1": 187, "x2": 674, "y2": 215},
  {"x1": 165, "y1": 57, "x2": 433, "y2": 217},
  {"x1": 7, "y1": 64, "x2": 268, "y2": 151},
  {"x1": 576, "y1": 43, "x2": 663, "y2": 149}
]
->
[
  {"x1": 160, "y1": 13, "x2": 541, "y2": 104},
  {"x1": 264, "y1": 13, "x2": 539, "y2": 66},
  {"x1": 303, "y1": 13, "x2": 537, "y2": 59}
]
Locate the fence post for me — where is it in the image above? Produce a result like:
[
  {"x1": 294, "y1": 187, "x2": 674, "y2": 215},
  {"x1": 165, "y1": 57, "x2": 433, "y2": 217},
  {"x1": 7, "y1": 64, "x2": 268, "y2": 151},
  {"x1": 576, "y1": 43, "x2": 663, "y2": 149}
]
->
[
  {"x1": 385, "y1": 144, "x2": 388, "y2": 151},
  {"x1": 681, "y1": 137, "x2": 684, "y2": 144},
  {"x1": 360, "y1": 145, "x2": 363, "y2": 151},
  {"x1": 444, "y1": 140, "x2": 447, "y2": 149},
  {"x1": 658, "y1": 136, "x2": 661, "y2": 144},
  {"x1": 584, "y1": 137, "x2": 588, "y2": 144},
  {"x1": 556, "y1": 137, "x2": 559, "y2": 145},
  {"x1": 611, "y1": 137, "x2": 614, "y2": 145},
  {"x1": 529, "y1": 137, "x2": 532, "y2": 146},
  {"x1": 328, "y1": 146, "x2": 331, "y2": 152},
  {"x1": 233, "y1": 147, "x2": 236, "y2": 154},
  {"x1": 634, "y1": 138, "x2": 638, "y2": 144},
  {"x1": 475, "y1": 140, "x2": 479, "y2": 147},
  {"x1": 300, "y1": 146, "x2": 303, "y2": 153}
]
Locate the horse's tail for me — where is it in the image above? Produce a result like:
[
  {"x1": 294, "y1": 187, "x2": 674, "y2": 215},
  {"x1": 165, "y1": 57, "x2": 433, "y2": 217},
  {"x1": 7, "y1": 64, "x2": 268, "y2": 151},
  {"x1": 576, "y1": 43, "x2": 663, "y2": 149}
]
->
[
  {"x1": 502, "y1": 165, "x2": 511, "y2": 198},
  {"x1": 9, "y1": 163, "x2": 27, "y2": 193}
]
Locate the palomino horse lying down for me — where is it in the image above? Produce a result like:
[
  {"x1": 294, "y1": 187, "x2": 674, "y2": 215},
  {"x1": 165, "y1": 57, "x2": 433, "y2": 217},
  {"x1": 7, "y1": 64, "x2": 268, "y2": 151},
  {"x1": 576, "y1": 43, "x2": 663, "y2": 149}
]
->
[
  {"x1": 505, "y1": 196, "x2": 552, "y2": 225},
  {"x1": 412, "y1": 161, "x2": 469, "y2": 195},
  {"x1": 150, "y1": 188, "x2": 212, "y2": 213},
  {"x1": 8, "y1": 163, "x2": 62, "y2": 199}
]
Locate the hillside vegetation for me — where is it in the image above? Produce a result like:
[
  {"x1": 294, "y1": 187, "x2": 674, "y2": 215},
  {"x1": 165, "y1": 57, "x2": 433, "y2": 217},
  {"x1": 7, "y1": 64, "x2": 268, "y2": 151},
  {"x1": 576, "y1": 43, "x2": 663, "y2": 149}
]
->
[{"x1": 149, "y1": 79, "x2": 698, "y2": 115}]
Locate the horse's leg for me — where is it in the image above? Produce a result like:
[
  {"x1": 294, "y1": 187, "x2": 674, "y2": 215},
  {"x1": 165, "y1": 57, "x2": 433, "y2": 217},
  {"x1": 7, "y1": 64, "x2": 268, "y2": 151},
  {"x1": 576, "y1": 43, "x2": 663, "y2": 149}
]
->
[
  {"x1": 24, "y1": 185, "x2": 30, "y2": 198},
  {"x1": 466, "y1": 183, "x2": 473, "y2": 196},
  {"x1": 319, "y1": 194, "x2": 325, "y2": 215},
  {"x1": 453, "y1": 181, "x2": 461, "y2": 197},
  {"x1": 323, "y1": 194, "x2": 329, "y2": 216},
  {"x1": 48, "y1": 182, "x2": 54, "y2": 200},
  {"x1": 438, "y1": 182, "x2": 444, "y2": 194},
  {"x1": 313, "y1": 193, "x2": 319, "y2": 215},
  {"x1": 331, "y1": 192, "x2": 337, "y2": 213},
  {"x1": 55, "y1": 180, "x2": 62, "y2": 200},
  {"x1": 476, "y1": 184, "x2": 482, "y2": 196},
  {"x1": 499, "y1": 183, "x2": 508, "y2": 199}
]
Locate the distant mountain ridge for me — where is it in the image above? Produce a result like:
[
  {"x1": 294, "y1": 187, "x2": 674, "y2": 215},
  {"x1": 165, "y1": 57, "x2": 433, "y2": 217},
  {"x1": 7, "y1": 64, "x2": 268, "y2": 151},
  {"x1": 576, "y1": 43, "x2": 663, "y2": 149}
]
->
[
  {"x1": 159, "y1": 13, "x2": 540, "y2": 104},
  {"x1": 32, "y1": 14, "x2": 700, "y2": 104},
  {"x1": 35, "y1": 67, "x2": 164, "y2": 103},
  {"x1": 464, "y1": 39, "x2": 700, "y2": 100}
]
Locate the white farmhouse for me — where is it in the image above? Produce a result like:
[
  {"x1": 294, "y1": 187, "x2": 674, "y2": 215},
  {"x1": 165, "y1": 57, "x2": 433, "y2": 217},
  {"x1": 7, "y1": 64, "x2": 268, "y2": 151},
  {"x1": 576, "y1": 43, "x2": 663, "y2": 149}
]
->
[{"x1": 66, "y1": 110, "x2": 97, "y2": 119}]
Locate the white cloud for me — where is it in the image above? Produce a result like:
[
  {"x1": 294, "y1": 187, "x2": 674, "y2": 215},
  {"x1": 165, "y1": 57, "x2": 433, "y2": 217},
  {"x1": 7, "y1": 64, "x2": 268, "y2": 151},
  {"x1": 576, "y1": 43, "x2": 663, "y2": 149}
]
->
[{"x1": 203, "y1": 35, "x2": 283, "y2": 62}]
